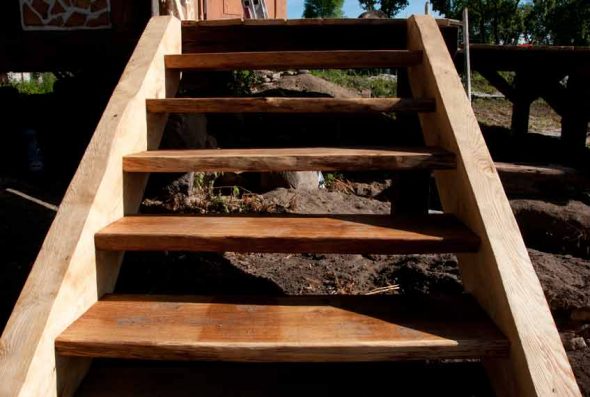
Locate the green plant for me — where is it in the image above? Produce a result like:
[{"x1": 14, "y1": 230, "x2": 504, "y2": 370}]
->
[
  {"x1": 2, "y1": 73, "x2": 56, "y2": 95},
  {"x1": 310, "y1": 69, "x2": 397, "y2": 98},
  {"x1": 228, "y1": 70, "x2": 260, "y2": 96},
  {"x1": 323, "y1": 172, "x2": 344, "y2": 188}
]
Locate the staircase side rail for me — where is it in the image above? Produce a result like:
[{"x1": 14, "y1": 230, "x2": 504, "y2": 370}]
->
[
  {"x1": 407, "y1": 15, "x2": 580, "y2": 397},
  {"x1": 0, "y1": 16, "x2": 181, "y2": 397}
]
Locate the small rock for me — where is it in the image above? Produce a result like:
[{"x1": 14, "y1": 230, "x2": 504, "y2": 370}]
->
[
  {"x1": 298, "y1": 69, "x2": 310, "y2": 74},
  {"x1": 562, "y1": 333, "x2": 587, "y2": 351},
  {"x1": 262, "y1": 77, "x2": 271, "y2": 83},
  {"x1": 570, "y1": 337, "x2": 588, "y2": 350},
  {"x1": 285, "y1": 70, "x2": 297, "y2": 76},
  {"x1": 271, "y1": 73, "x2": 282, "y2": 81}
]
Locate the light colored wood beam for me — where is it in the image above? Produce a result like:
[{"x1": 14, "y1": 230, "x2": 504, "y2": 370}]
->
[
  {"x1": 0, "y1": 16, "x2": 181, "y2": 397},
  {"x1": 123, "y1": 147, "x2": 456, "y2": 173},
  {"x1": 407, "y1": 15, "x2": 581, "y2": 397}
]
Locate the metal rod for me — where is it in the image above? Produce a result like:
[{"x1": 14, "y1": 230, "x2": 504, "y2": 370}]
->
[{"x1": 463, "y1": 7, "x2": 472, "y2": 102}]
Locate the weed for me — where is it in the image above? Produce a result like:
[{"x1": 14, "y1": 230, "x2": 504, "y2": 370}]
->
[{"x1": 311, "y1": 69, "x2": 397, "y2": 97}]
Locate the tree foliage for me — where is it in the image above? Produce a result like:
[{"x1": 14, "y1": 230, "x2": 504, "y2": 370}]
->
[
  {"x1": 358, "y1": 0, "x2": 409, "y2": 17},
  {"x1": 303, "y1": 0, "x2": 345, "y2": 18},
  {"x1": 430, "y1": 0, "x2": 524, "y2": 44},
  {"x1": 526, "y1": 0, "x2": 590, "y2": 45},
  {"x1": 431, "y1": 0, "x2": 590, "y2": 45}
]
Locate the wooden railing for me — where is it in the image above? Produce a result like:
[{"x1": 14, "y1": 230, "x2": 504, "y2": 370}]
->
[
  {"x1": 407, "y1": 15, "x2": 580, "y2": 396},
  {"x1": 0, "y1": 16, "x2": 181, "y2": 397}
]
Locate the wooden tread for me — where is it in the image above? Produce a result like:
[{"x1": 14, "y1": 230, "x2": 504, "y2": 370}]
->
[
  {"x1": 56, "y1": 295, "x2": 509, "y2": 362},
  {"x1": 165, "y1": 50, "x2": 422, "y2": 70},
  {"x1": 146, "y1": 97, "x2": 436, "y2": 114},
  {"x1": 123, "y1": 147, "x2": 455, "y2": 173},
  {"x1": 95, "y1": 214, "x2": 479, "y2": 254}
]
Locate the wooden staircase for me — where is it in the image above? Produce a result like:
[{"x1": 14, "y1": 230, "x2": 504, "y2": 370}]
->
[{"x1": 0, "y1": 16, "x2": 581, "y2": 397}]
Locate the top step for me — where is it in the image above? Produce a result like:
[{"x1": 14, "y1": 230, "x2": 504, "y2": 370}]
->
[
  {"x1": 166, "y1": 50, "x2": 423, "y2": 71},
  {"x1": 181, "y1": 18, "x2": 461, "y2": 53}
]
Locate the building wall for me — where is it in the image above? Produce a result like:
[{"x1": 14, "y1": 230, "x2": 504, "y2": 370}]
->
[
  {"x1": 203, "y1": 0, "x2": 287, "y2": 20},
  {"x1": 20, "y1": 0, "x2": 112, "y2": 30}
]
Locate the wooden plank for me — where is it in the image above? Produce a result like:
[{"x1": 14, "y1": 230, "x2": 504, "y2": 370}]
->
[
  {"x1": 95, "y1": 214, "x2": 479, "y2": 254},
  {"x1": 123, "y1": 147, "x2": 455, "y2": 173},
  {"x1": 181, "y1": 19, "x2": 460, "y2": 53},
  {"x1": 0, "y1": 16, "x2": 181, "y2": 397},
  {"x1": 407, "y1": 16, "x2": 581, "y2": 397},
  {"x1": 181, "y1": 18, "x2": 459, "y2": 27},
  {"x1": 56, "y1": 295, "x2": 508, "y2": 361},
  {"x1": 166, "y1": 50, "x2": 423, "y2": 70},
  {"x1": 146, "y1": 97, "x2": 436, "y2": 114}
]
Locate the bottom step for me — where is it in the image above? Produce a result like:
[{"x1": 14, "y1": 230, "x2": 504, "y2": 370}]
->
[{"x1": 57, "y1": 295, "x2": 508, "y2": 362}]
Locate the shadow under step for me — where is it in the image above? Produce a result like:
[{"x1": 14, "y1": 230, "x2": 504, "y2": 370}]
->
[
  {"x1": 95, "y1": 214, "x2": 480, "y2": 254},
  {"x1": 165, "y1": 50, "x2": 422, "y2": 70},
  {"x1": 56, "y1": 295, "x2": 508, "y2": 362},
  {"x1": 123, "y1": 147, "x2": 455, "y2": 173},
  {"x1": 146, "y1": 97, "x2": 435, "y2": 113}
]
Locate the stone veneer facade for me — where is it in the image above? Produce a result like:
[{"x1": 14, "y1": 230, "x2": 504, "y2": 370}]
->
[{"x1": 20, "y1": 0, "x2": 111, "y2": 30}]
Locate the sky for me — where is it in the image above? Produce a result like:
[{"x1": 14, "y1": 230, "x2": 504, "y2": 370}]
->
[{"x1": 287, "y1": 0, "x2": 441, "y2": 19}]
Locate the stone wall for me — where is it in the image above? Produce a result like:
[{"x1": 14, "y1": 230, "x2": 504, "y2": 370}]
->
[{"x1": 20, "y1": 0, "x2": 111, "y2": 30}]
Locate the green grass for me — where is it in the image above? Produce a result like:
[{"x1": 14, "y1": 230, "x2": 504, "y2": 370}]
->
[
  {"x1": 470, "y1": 71, "x2": 514, "y2": 95},
  {"x1": 2, "y1": 73, "x2": 56, "y2": 95},
  {"x1": 310, "y1": 69, "x2": 397, "y2": 97}
]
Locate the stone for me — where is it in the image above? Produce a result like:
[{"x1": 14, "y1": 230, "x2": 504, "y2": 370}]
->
[
  {"x1": 51, "y1": 0, "x2": 66, "y2": 15},
  {"x1": 64, "y1": 11, "x2": 87, "y2": 26},
  {"x1": 31, "y1": 0, "x2": 50, "y2": 19},
  {"x1": 91, "y1": 0, "x2": 108, "y2": 12},
  {"x1": 47, "y1": 15, "x2": 64, "y2": 26},
  {"x1": 22, "y1": 3, "x2": 44, "y2": 26},
  {"x1": 569, "y1": 337, "x2": 587, "y2": 351},
  {"x1": 86, "y1": 10, "x2": 109, "y2": 27},
  {"x1": 72, "y1": 0, "x2": 91, "y2": 10},
  {"x1": 271, "y1": 73, "x2": 282, "y2": 81}
]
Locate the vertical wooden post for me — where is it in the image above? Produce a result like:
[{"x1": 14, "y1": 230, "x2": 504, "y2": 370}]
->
[
  {"x1": 561, "y1": 70, "x2": 590, "y2": 150},
  {"x1": 510, "y1": 71, "x2": 536, "y2": 136},
  {"x1": 393, "y1": 69, "x2": 430, "y2": 215}
]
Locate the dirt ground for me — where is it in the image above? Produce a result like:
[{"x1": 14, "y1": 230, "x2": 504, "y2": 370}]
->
[{"x1": 1, "y1": 72, "x2": 589, "y2": 395}]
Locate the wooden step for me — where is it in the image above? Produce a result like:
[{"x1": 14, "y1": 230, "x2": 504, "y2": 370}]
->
[
  {"x1": 95, "y1": 214, "x2": 479, "y2": 254},
  {"x1": 181, "y1": 18, "x2": 461, "y2": 53},
  {"x1": 56, "y1": 295, "x2": 509, "y2": 362},
  {"x1": 146, "y1": 97, "x2": 436, "y2": 114},
  {"x1": 165, "y1": 50, "x2": 422, "y2": 70},
  {"x1": 123, "y1": 147, "x2": 455, "y2": 173}
]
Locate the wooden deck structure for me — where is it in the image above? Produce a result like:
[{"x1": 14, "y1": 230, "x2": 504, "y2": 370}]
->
[
  {"x1": 0, "y1": 16, "x2": 582, "y2": 397},
  {"x1": 462, "y1": 44, "x2": 590, "y2": 149}
]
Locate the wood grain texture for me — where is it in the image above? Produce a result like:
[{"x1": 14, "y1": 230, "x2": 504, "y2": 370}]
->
[
  {"x1": 123, "y1": 147, "x2": 455, "y2": 172},
  {"x1": 146, "y1": 97, "x2": 436, "y2": 114},
  {"x1": 0, "y1": 17, "x2": 181, "y2": 397},
  {"x1": 56, "y1": 295, "x2": 508, "y2": 362},
  {"x1": 407, "y1": 16, "x2": 581, "y2": 397},
  {"x1": 95, "y1": 214, "x2": 480, "y2": 254},
  {"x1": 165, "y1": 50, "x2": 423, "y2": 70}
]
